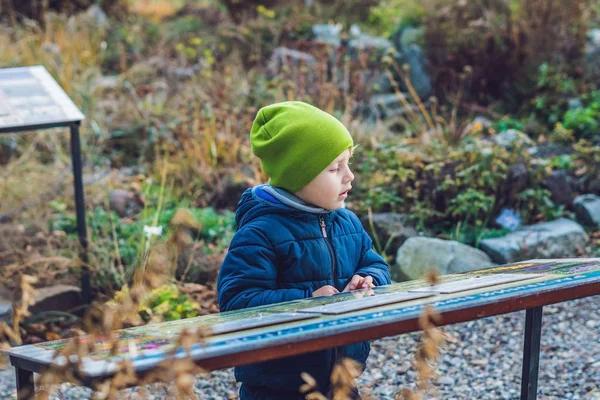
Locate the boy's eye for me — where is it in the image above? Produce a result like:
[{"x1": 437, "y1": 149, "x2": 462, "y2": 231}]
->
[{"x1": 330, "y1": 167, "x2": 340, "y2": 172}]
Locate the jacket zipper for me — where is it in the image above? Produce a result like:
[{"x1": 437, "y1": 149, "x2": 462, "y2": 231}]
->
[{"x1": 318, "y1": 215, "x2": 339, "y2": 373}]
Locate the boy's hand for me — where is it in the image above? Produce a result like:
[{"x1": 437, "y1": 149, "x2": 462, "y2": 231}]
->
[
  {"x1": 312, "y1": 285, "x2": 339, "y2": 297},
  {"x1": 343, "y1": 275, "x2": 374, "y2": 292}
]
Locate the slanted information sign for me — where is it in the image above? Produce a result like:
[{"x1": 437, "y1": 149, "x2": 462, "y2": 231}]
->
[
  {"x1": 0, "y1": 66, "x2": 84, "y2": 132},
  {"x1": 0, "y1": 65, "x2": 90, "y2": 303}
]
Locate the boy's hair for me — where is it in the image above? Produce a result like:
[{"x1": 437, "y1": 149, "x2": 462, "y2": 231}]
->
[{"x1": 250, "y1": 101, "x2": 353, "y2": 193}]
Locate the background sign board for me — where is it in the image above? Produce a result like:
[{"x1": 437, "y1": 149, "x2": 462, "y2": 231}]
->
[{"x1": 0, "y1": 65, "x2": 84, "y2": 132}]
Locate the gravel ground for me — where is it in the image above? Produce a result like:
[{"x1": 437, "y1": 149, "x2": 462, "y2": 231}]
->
[{"x1": 1, "y1": 295, "x2": 599, "y2": 399}]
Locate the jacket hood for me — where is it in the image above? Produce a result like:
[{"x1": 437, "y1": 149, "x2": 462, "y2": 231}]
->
[{"x1": 235, "y1": 184, "x2": 332, "y2": 228}]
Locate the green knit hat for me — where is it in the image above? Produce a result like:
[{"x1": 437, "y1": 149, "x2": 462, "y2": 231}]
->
[{"x1": 250, "y1": 101, "x2": 353, "y2": 193}]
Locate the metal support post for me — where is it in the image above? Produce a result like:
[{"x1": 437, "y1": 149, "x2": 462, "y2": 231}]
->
[
  {"x1": 70, "y1": 122, "x2": 91, "y2": 303},
  {"x1": 520, "y1": 306, "x2": 543, "y2": 400}
]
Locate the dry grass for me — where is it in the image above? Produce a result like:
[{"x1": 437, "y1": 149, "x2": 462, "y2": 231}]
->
[
  {"x1": 129, "y1": 0, "x2": 186, "y2": 21},
  {"x1": 1, "y1": 244, "x2": 214, "y2": 399},
  {"x1": 395, "y1": 269, "x2": 446, "y2": 400}
]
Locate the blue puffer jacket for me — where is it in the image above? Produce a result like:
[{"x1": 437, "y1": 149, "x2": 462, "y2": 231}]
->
[{"x1": 217, "y1": 185, "x2": 391, "y2": 397}]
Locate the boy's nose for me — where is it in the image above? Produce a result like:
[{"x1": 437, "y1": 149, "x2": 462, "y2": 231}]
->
[{"x1": 344, "y1": 169, "x2": 354, "y2": 183}]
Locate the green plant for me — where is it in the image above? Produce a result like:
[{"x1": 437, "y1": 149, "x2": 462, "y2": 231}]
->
[
  {"x1": 517, "y1": 188, "x2": 564, "y2": 223},
  {"x1": 113, "y1": 284, "x2": 200, "y2": 322},
  {"x1": 562, "y1": 90, "x2": 600, "y2": 138},
  {"x1": 548, "y1": 154, "x2": 573, "y2": 170},
  {"x1": 448, "y1": 189, "x2": 495, "y2": 226},
  {"x1": 367, "y1": 0, "x2": 425, "y2": 37},
  {"x1": 530, "y1": 63, "x2": 578, "y2": 126},
  {"x1": 572, "y1": 139, "x2": 600, "y2": 183},
  {"x1": 445, "y1": 223, "x2": 510, "y2": 247},
  {"x1": 447, "y1": 189, "x2": 495, "y2": 246},
  {"x1": 493, "y1": 117, "x2": 524, "y2": 133},
  {"x1": 47, "y1": 179, "x2": 236, "y2": 295}
]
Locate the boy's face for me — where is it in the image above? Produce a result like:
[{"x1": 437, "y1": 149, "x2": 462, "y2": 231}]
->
[{"x1": 295, "y1": 149, "x2": 354, "y2": 210}]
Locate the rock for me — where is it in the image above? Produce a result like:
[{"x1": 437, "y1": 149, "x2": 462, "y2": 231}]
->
[
  {"x1": 348, "y1": 34, "x2": 394, "y2": 56},
  {"x1": 0, "y1": 134, "x2": 18, "y2": 164},
  {"x1": 465, "y1": 116, "x2": 493, "y2": 134},
  {"x1": 109, "y1": 189, "x2": 145, "y2": 217},
  {"x1": 495, "y1": 208, "x2": 521, "y2": 231},
  {"x1": 543, "y1": 170, "x2": 575, "y2": 206},
  {"x1": 349, "y1": 24, "x2": 362, "y2": 37},
  {"x1": 479, "y1": 218, "x2": 587, "y2": 264},
  {"x1": 106, "y1": 124, "x2": 151, "y2": 166},
  {"x1": 568, "y1": 97, "x2": 583, "y2": 110},
  {"x1": 438, "y1": 376, "x2": 455, "y2": 386},
  {"x1": 266, "y1": 47, "x2": 317, "y2": 79},
  {"x1": 86, "y1": 4, "x2": 108, "y2": 27},
  {"x1": 92, "y1": 75, "x2": 120, "y2": 92},
  {"x1": 41, "y1": 42, "x2": 61, "y2": 55},
  {"x1": 29, "y1": 285, "x2": 83, "y2": 314},
  {"x1": 360, "y1": 213, "x2": 418, "y2": 256},
  {"x1": 390, "y1": 26, "x2": 425, "y2": 52},
  {"x1": 358, "y1": 93, "x2": 419, "y2": 122},
  {"x1": 374, "y1": 45, "x2": 432, "y2": 100},
  {"x1": 0, "y1": 295, "x2": 12, "y2": 324},
  {"x1": 585, "y1": 28, "x2": 600, "y2": 77},
  {"x1": 394, "y1": 237, "x2": 495, "y2": 281},
  {"x1": 175, "y1": 247, "x2": 224, "y2": 284},
  {"x1": 312, "y1": 24, "x2": 342, "y2": 47},
  {"x1": 500, "y1": 163, "x2": 529, "y2": 208},
  {"x1": 492, "y1": 129, "x2": 535, "y2": 149},
  {"x1": 588, "y1": 177, "x2": 600, "y2": 195},
  {"x1": 169, "y1": 66, "x2": 196, "y2": 80},
  {"x1": 208, "y1": 180, "x2": 250, "y2": 210},
  {"x1": 573, "y1": 194, "x2": 600, "y2": 228}
]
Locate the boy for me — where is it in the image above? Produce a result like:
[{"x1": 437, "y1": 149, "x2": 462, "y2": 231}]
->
[{"x1": 217, "y1": 101, "x2": 391, "y2": 399}]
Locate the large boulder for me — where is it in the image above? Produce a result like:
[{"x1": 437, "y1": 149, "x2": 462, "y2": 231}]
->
[
  {"x1": 394, "y1": 237, "x2": 495, "y2": 281},
  {"x1": 573, "y1": 194, "x2": 600, "y2": 228},
  {"x1": 479, "y1": 218, "x2": 587, "y2": 264},
  {"x1": 360, "y1": 213, "x2": 418, "y2": 256}
]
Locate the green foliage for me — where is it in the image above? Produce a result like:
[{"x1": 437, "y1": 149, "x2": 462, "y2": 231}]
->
[
  {"x1": 548, "y1": 154, "x2": 573, "y2": 170},
  {"x1": 367, "y1": 0, "x2": 425, "y2": 37},
  {"x1": 445, "y1": 223, "x2": 510, "y2": 247},
  {"x1": 517, "y1": 188, "x2": 564, "y2": 223},
  {"x1": 48, "y1": 183, "x2": 236, "y2": 293},
  {"x1": 448, "y1": 188, "x2": 495, "y2": 227},
  {"x1": 141, "y1": 284, "x2": 200, "y2": 321},
  {"x1": 493, "y1": 117, "x2": 524, "y2": 133},
  {"x1": 422, "y1": 0, "x2": 591, "y2": 104},
  {"x1": 101, "y1": 17, "x2": 161, "y2": 72},
  {"x1": 114, "y1": 284, "x2": 200, "y2": 322},
  {"x1": 422, "y1": 0, "x2": 526, "y2": 102},
  {"x1": 530, "y1": 63, "x2": 578, "y2": 126},
  {"x1": 562, "y1": 91, "x2": 600, "y2": 139},
  {"x1": 572, "y1": 139, "x2": 600, "y2": 181},
  {"x1": 352, "y1": 129, "x2": 559, "y2": 241}
]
